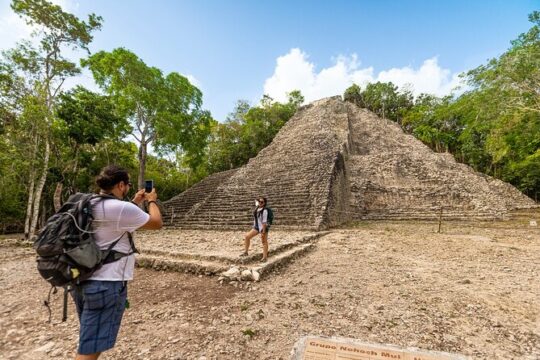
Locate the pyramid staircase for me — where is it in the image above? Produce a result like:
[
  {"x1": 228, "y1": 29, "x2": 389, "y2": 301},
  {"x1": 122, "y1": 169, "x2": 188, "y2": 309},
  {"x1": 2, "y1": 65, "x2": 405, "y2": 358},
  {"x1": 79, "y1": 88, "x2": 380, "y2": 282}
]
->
[{"x1": 162, "y1": 168, "x2": 238, "y2": 225}]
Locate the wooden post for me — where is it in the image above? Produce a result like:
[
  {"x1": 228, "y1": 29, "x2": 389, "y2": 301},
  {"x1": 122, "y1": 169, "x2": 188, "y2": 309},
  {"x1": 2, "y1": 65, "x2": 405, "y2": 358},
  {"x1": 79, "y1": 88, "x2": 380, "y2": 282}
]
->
[{"x1": 438, "y1": 207, "x2": 443, "y2": 233}]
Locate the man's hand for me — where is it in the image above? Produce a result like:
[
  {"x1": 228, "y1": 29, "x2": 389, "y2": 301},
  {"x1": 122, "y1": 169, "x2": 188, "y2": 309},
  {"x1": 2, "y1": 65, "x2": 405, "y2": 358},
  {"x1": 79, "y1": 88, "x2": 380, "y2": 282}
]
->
[
  {"x1": 140, "y1": 188, "x2": 162, "y2": 230},
  {"x1": 132, "y1": 189, "x2": 146, "y2": 205},
  {"x1": 146, "y1": 188, "x2": 158, "y2": 202}
]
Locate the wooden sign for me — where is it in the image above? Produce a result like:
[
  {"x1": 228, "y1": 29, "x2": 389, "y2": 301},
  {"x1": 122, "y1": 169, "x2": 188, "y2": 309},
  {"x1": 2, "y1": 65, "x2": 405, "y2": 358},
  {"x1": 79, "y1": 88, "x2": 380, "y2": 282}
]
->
[{"x1": 291, "y1": 336, "x2": 467, "y2": 360}]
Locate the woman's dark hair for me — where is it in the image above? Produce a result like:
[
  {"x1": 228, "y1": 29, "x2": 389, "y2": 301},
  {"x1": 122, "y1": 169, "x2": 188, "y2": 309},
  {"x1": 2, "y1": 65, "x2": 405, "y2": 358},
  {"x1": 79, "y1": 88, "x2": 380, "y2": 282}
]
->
[{"x1": 95, "y1": 165, "x2": 130, "y2": 191}]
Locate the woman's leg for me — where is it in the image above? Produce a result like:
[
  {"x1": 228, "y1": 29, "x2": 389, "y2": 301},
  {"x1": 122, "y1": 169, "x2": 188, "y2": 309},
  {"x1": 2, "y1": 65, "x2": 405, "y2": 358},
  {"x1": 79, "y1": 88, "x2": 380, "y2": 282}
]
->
[
  {"x1": 261, "y1": 231, "x2": 268, "y2": 261},
  {"x1": 243, "y1": 228, "x2": 259, "y2": 254}
]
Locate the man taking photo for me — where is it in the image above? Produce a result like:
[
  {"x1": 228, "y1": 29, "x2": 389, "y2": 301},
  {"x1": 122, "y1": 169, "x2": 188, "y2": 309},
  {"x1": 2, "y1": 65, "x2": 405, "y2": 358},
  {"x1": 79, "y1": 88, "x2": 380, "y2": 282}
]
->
[{"x1": 71, "y1": 164, "x2": 162, "y2": 360}]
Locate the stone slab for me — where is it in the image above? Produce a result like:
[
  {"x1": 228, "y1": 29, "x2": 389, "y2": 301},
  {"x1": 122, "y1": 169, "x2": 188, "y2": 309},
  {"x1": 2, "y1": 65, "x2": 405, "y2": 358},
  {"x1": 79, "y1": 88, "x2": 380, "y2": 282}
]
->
[
  {"x1": 136, "y1": 229, "x2": 320, "y2": 261},
  {"x1": 135, "y1": 230, "x2": 328, "y2": 279},
  {"x1": 290, "y1": 336, "x2": 467, "y2": 360},
  {"x1": 219, "y1": 242, "x2": 315, "y2": 281}
]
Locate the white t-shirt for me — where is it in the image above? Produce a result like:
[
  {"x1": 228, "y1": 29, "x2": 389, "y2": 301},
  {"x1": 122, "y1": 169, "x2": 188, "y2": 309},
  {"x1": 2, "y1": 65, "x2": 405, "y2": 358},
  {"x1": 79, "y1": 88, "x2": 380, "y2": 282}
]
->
[
  {"x1": 254, "y1": 208, "x2": 268, "y2": 232},
  {"x1": 89, "y1": 198, "x2": 150, "y2": 281}
]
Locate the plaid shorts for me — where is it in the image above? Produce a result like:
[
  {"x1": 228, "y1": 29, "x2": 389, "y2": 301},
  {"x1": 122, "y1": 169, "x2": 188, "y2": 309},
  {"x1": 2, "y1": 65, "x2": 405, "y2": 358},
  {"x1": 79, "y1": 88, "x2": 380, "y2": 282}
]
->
[{"x1": 71, "y1": 280, "x2": 128, "y2": 355}]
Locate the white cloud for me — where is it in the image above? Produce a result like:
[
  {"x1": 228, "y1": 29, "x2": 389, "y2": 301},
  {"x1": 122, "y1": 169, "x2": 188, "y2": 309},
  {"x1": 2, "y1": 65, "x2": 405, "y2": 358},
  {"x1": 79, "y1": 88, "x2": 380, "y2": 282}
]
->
[
  {"x1": 376, "y1": 57, "x2": 463, "y2": 96},
  {"x1": 263, "y1": 48, "x2": 465, "y2": 104}
]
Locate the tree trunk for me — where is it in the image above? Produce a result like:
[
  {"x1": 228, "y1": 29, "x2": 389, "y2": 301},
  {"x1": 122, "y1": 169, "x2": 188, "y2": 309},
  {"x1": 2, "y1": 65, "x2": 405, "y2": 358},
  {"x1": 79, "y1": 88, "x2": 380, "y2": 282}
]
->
[
  {"x1": 29, "y1": 139, "x2": 50, "y2": 239},
  {"x1": 24, "y1": 171, "x2": 35, "y2": 240},
  {"x1": 24, "y1": 132, "x2": 40, "y2": 240},
  {"x1": 40, "y1": 199, "x2": 47, "y2": 229},
  {"x1": 138, "y1": 141, "x2": 147, "y2": 189},
  {"x1": 53, "y1": 182, "x2": 63, "y2": 212}
]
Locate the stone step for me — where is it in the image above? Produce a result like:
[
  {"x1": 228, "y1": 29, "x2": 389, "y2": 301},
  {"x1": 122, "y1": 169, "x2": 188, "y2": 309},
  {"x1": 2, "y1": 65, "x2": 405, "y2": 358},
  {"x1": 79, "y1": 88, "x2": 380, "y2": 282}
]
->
[
  {"x1": 173, "y1": 217, "x2": 313, "y2": 224},
  {"x1": 170, "y1": 210, "x2": 313, "y2": 220},
  {"x1": 177, "y1": 209, "x2": 313, "y2": 217},
  {"x1": 135, "y1": 254, "x2": 228, "y2": 275},
  {"x1": 189, "y1": 194, "x2": 314, "y2": 204},
  {"x1": 171, "y1": 220, "x2": 313, "y2": 227},
  {"x1": 358, "y1": 212, "x2": 505, "y2": 220},
  {"x1": 163, "y1": 215, "x2": 315, "y2": 224},
  {"x1": 168, "y1": 224, "x2": 320, "y2": 231},
  {"x1": 169, "y1": 202, "x2": 313, "y2": 212},
  {"x1": 138, "y1": 232, "x2": 328, "y2": 266},
  {"x1": 219, "y1": 243, "x2": 316, "y2": 282},
  {"x1": 135, "y1": 233, "x2": 328, "y2": 280},
  {"x1": 173, "y1": 219, "x2": 314, "y2": 226},
  {"x1": 171, "y1": 202, "x2": 313, "y2": 210},
  {"x1": 177, "y1": 212, "x2": 315, "y2": 220},
  {"x1": 203, "y1": 193, "x2": 314, "y2": 202}
]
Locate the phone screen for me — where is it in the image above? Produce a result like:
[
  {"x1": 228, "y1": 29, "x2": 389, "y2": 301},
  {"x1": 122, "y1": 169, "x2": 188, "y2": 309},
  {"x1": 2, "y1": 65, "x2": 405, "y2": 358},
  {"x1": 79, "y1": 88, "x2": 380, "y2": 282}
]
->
[{"x1": 144, "y1": 180, "x2": 153, "y2": 193}]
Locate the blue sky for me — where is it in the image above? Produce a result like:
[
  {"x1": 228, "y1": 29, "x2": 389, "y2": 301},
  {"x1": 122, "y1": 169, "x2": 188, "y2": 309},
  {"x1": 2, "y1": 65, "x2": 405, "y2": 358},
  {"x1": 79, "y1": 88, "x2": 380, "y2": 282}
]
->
[{"x1": 1, "y1": 0, "x2": 538, "y2": 121}]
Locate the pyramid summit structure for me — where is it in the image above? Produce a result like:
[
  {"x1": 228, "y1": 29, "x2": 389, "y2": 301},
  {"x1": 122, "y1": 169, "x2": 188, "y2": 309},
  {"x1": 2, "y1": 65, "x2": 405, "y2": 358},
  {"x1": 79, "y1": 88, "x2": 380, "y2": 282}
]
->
[{"x1": 163, "y1": 96, "x2": 536, "y2": 230}]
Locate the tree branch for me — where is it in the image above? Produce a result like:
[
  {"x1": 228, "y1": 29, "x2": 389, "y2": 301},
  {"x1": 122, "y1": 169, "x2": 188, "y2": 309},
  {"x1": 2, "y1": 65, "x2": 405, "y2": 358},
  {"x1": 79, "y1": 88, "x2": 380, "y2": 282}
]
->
[{"x1": 51, "y1": 78, "x2": 65, "y2": 99}]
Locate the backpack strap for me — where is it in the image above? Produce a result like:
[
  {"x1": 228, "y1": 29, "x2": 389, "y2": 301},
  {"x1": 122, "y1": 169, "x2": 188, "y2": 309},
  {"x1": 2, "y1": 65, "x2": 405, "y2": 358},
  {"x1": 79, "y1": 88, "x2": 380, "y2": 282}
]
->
[
  {"x1": 255, "y1": 207, "x2": 269, "y2": 224},
  {"x1": 101, "y1": 231, "x2": 139, "y2": 265},
  {"x1": 127, "y1": 232, "x2": 139, "y2": 254}
]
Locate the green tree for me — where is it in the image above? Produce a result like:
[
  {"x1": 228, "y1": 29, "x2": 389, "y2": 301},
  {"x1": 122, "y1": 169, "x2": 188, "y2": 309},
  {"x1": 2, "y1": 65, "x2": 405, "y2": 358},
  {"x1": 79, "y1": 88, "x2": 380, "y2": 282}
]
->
[
  {"x1": 205, "y1": 101, "x2": 249, "y2": 172},
  {"x1": 52, "y1": 86, "x2": 130, "y2": 205},
  {"x1": 344, "y1": 82, "x2": 413, "y2": 123},
  {"x1": 83, "y1": 48, "x2": 213, "y2": 189},
  {"x1": 460, "y1": 11, "x2": 540, "y2": 195},
  {"x1": 343, "y1": 83, "x2": 362, "y2": 106},
  {"x1": 402, "y1": 94, "x2": 462, "y2": 153},
  {"x1": 0, "y1": 0, "x2": 102, "y2": 238},
  {"x1": 204, "y1": 91, "x2": 304, "y2": 174},
  {"x1": 467, "y1": 11, "x2": 540, "y2": 115},
  {"x1": 0, "y1": 105, "x2": 27, "y2": 232}
]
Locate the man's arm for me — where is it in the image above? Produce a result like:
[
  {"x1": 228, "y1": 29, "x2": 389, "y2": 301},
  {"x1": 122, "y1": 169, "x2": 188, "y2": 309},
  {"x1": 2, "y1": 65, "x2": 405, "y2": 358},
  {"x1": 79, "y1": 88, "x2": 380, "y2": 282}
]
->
[
  {"x1": 133, "y1": 188, "x2": 163, "y2": 230},
  {"x1": 140, "y1": 201, "x2": 163, "y2": 230}
]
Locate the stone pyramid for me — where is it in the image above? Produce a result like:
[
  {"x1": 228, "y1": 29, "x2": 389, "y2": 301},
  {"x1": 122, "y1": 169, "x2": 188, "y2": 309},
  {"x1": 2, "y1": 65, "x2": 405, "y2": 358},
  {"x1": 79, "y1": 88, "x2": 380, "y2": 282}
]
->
[{"x1": 163, "y1": 96, "x2": 536, "y2": 230}]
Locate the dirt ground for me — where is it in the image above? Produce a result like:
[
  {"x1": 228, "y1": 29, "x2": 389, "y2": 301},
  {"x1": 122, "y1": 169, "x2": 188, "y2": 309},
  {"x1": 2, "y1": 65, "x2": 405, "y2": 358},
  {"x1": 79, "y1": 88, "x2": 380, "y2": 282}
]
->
[{"x1": 0, "y1": 218, "x2": 539, "y2": 360}]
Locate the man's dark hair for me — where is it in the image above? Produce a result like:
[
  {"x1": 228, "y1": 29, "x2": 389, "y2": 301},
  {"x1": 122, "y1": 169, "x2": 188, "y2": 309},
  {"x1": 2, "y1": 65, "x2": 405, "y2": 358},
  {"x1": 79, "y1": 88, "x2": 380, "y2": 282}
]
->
[{"x1": 95, "y1": 165, "x2": 130, "y2": 191}]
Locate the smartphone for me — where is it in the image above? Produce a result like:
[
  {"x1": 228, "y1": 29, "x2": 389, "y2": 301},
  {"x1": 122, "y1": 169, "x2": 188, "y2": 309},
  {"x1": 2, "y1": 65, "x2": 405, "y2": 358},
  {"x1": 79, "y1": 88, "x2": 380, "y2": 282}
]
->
[{"x1": 144, "y1": 180, "x2": 153, "y2": 193}]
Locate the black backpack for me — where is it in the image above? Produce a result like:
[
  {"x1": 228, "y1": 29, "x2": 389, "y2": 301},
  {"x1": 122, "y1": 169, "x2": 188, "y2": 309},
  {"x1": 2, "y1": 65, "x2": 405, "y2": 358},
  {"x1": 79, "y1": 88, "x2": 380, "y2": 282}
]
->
[
  {"x1": 266, "y1": 207, "x2": 274, "y2": 226},
  {"x1": 254, "y1": 207, "x2": 274, "y2": 226},
  {"x1": 34, "y1": 192, "x2": 137, "y2": 288},
  {"x1": 34, "y1": 192, "x2": 138, "y2": 322}
]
